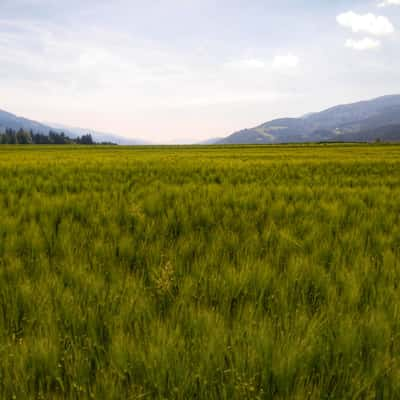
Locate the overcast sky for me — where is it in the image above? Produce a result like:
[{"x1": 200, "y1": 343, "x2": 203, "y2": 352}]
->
[{"x1": 1, "y1": 0, "x2": 400, "y2": 142}]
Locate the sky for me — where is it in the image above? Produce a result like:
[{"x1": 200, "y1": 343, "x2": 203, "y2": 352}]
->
[{"x1": 1, "y1": 0, "x2": 400, "y2": 143}]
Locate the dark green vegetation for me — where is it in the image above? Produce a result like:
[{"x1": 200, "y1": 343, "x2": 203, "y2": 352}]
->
[
  {"x1": 0, "y1": 129, "x2": 98, "y2": 145},
  {"x1": 218, "y1": 95, "x2": 400, "y2": 144},
  {"x1": 1, "y1": 144, "x2": 400, "y2": 399}
]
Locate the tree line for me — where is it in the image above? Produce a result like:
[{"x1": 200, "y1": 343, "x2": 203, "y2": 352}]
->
[{"x1": 0, "y1": 128, "x2": 110, "y2": 145}]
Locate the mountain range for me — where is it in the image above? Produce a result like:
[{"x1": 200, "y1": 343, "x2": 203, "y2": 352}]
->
[
  {"x1": 217, "y1": 95, "x2": 400, "y2": 144},
  {"x1": 2, "y1": 95, "x2": 400, "y2": 145}
]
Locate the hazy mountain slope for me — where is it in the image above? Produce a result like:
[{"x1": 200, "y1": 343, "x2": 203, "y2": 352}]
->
[
  {"x1": 0, "y1": 109, "x2": 56, "y2": 134},
  {"x1": 218, "y1": 95, "x2": 400, "y2": 144},
  {"x1": 0, "y1": 108, "x2": 149, "y2": 144},
  {"x1": 47, "y1": 123, "x2": 150, "y2": 145},
  {"x1": 196, "y1": 137, "x2": 224, "y2": 145},
  {"x1": 216, "y1": 129, "x2": 274, "y2": 144}
]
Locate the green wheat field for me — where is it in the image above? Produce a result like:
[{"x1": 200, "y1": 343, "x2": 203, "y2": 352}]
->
[{"x1": 1, "y1": 144, "x2": 400, "y2": 399}]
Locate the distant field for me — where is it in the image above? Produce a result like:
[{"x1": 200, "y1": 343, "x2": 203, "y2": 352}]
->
[{"x1": 1, "y1": 144, "x2": 400, "y2": 399}]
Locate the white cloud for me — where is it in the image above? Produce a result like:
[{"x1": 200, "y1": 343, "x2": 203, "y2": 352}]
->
[
  {"x1": 345, "y1": 37, "x2": 381, "y2": 50},
  {"x1": 272, "y1": 54, "x2": 299, "y2": 69},
  {"x1": 378, "y1": 0, "x2": 400, "y2": 7},
  {"x1": 225, "y1": 54, "x2": 299, "y2": 70},
  {"x1": 225, "y1": 59, "x2": 266, "y2": 69},
  {"x1": 337, "y1": 11, "x2": 394, "y2": 36}
]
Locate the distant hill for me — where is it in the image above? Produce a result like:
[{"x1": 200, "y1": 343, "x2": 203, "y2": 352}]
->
[
  {"x1": 0, "y1": 109, "x2": 149, "y2": 145},
  {"x1": 196, "y1": 137, "x2": 223, "y2": 145},
  {"x1": 217, "y1": 95, "x2": 400, "y2": 144},
  {"x1": 46, "y1": 123, "x2": 151, "y2": 145}
]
